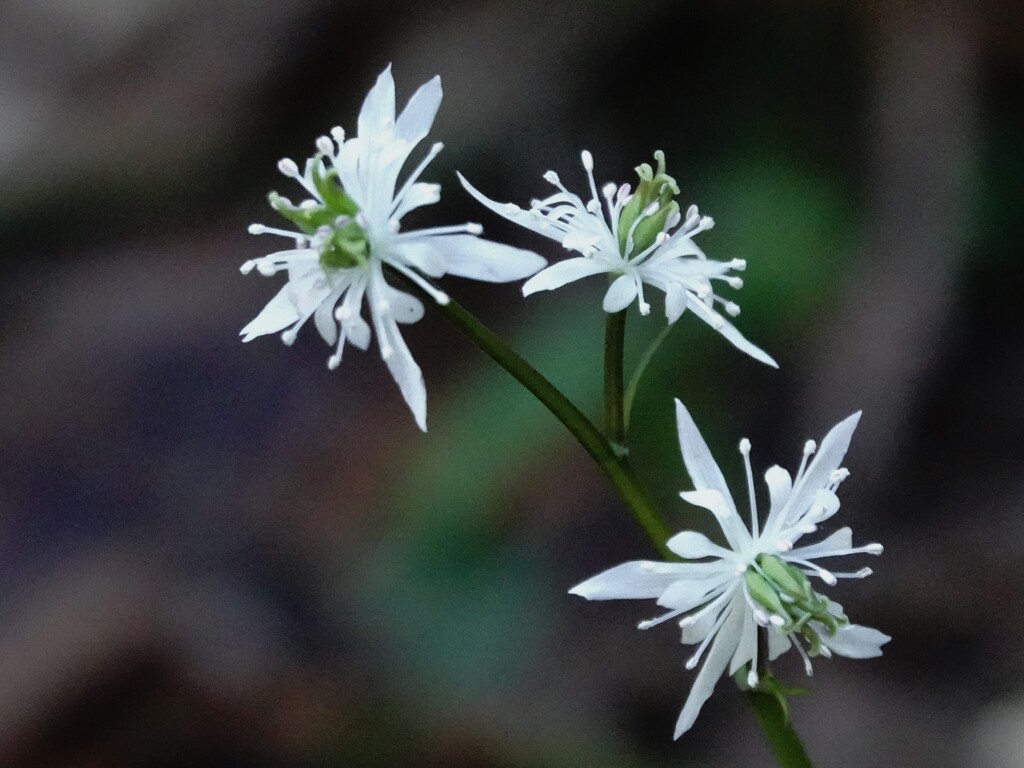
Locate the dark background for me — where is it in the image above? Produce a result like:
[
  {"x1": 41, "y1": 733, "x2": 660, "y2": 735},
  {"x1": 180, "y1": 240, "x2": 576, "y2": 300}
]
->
[{"x1": 1, "y1": 1, "x2": 1022, "y2": 766}]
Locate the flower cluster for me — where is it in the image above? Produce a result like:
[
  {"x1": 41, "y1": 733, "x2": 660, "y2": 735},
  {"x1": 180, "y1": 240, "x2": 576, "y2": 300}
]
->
[
  {"x1": 570, "y1": 400, "x2": 889, "y2": 737},
  {"x1": 240, "y1": 66, "x2": 545, "y2": 430},
  {"x1": 459, "y1": 151, "x2": 776, "y2": 367}
]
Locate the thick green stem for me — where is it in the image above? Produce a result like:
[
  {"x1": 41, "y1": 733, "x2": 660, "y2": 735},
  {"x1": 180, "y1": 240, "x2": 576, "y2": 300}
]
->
[
  {"x1": 603, "y1": 310, "x2": 627, "y2": 449},
  {"x1": 414, "y1": 289, "x2": 672, "y2": 558},
  {"x1": 747, "y1": 691, "x2": 814, "y2": 768}
]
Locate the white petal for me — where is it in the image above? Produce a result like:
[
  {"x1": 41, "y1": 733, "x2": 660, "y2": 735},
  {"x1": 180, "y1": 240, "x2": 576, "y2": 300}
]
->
[
  {"x1": 674, "y1": 400, "x2": 735, "y2": 503},
  {"x1": 457, "y1": 172, "x2": 566, "y2": 242},
  {"x1": 767, "y1": 627, "x2": 792, "y2": 660},
  {"x1": 665, "y1": 282, "x2": 687, "y2": 323},
  {"x1": 602, "y1": 274, "x2": 639, "y2": 313},
  {"x1": 786, "y1": 527, "x2": 853, "y2": 560},
  {"x1": 666, "y1": 530, "x2": 734, "y2": 561},
  {"x1": 392, "y1": 182, "x2": 441, "y2": 221},
  {"x1": 562, "y1": 229, "x2": 601, "y2": 252},
  {"x1": 821, "y1": 624, "x2": 890, "y2": 659},
  {"x1": 729, "y1": 608, "x2": 758, "y2": 676},
  {"x1": 379, "y1": 314, "x2": 427, "y2": 430},
  {"x1": 687, "y1": 298, "x2": 778, "y2": 368},
  {"x1": 569, "y1": 561, "x2": 704, "y2": 600},
  {"x1": 522, "y1": 257, "x2": 609, "y2": 295},
  {"x1": 394, "y1": 75, "x2": 441, "y2": 147},
  {"x1": 240, "y1": 284, "x2": 302, "y2": 341},
  {"x1": 398, "y1": 239, "x2": 448, "y2": 277},
  {"x1": 344, "y1": 314, "x2": 371, "y2": 350},
  {"x1": 358, "y1": 65, "x2": 396, "y2": 138},
  {"x1": 761, "y1": 465, "x2": 793, "y2": 537},
  {"x1": 674, "y1": 596, "x2": 745, "y2": 738},
  {"x1": 411, "y1": 234, "x2": 547, "y2": 283},
  {"x1": 656, "y1": 570, "x2": 733, "y2": 610},
  {"x1": 383, "y1": 285, "x2": 425, "y2": 325},
  {"x1": 790, "y1": 413, "x2": 862, "y2": 506},
  {"x1": 680, "y1": 490, "x2": 751, "y2": 553},
  {"x1": 313, "y1": 289, "x2": 341, "y2": 345}
]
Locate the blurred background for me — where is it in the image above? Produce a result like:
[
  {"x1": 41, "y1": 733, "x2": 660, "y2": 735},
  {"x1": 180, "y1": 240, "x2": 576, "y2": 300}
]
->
[{"x1": 0, "y1": 0, "x2": 1022, "y2": 766}]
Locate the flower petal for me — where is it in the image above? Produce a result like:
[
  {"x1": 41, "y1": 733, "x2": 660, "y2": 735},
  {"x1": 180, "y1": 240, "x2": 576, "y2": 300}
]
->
[
  {"x1": 380, "y1": 316, "x2": 426, "y2": 430},
  {"x1": 767, "y1": 627, "x2": 792, "y2": 661},
  {"x1": 680, "y1": 490, "x2": 751, "y2": 553},
  {"x1": 760, "y1": 465, "x2": 793, "y2": 538},
  {"x1": 674, "y1": 400, "x2": 735, "y2": 505},
  {"x1": 522, "y1": 257, "x2": 609, "y2": 296},
  {"x1": 674, "y1": 595, "x2": 745, "y2": 738},
  {"x1": 656, "y1": 569, "x2": 733, "y2": 611},
  {"x1": 821, "y1": 624, "x2": 890, "y2": 659},
  {"x1": 602, "y1": 274, "x2": 638, "y2": 313},
  {"x1": 358, "y1": 65, "x2": 396, "y2": 138},
  {"x1": 410, "y1": 234, "x2": 547, "y2": 283},
  {"x1": 569, "y1": 561, "x2": 704, "y2": 600},
  {"x1": 786, "y1": 526, "x2": 853, "y2": 560},
  {"x1": 729, "y1": 607, "x2": 758, "y2": 676},
  {"x1": 790, "y1": 412, "x2": 862, "y2": 507},
  {"x1": 457, "y1": 172, "x2": 566, "y2": 242},
  {"x1": 687, "y1": 298, "x2": 778, "y2": 368},
  {"x1": 665, "y1": 282, "x2": 687, "y2": 323},
  {"x1": 666, "y1": 530, "x2": 735, "y2": 561},
  {"x1": 394, "y1": 75, "x2": 441, "y2": 147}
]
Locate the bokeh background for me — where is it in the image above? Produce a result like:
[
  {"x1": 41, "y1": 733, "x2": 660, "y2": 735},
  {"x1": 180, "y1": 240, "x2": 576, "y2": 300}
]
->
[{"x1": 1, "y1": 0, "x2": 1022, "y2": 766}]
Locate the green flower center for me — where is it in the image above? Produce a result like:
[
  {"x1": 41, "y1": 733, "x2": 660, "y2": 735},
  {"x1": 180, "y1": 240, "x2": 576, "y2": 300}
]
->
[
  {"x1": 270, "y1": 157, "x2": 369, "y2": 270},
  {"x1": 744, "y1": 554, "x2": 848, "y2": 657},
  {"x1": 616, "y1": 150, "x2": 681, "y2": 257}
]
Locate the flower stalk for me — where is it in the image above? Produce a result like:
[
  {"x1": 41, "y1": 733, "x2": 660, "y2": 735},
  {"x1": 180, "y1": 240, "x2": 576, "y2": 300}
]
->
[{"x1": 603, "y1": 309, "x2": 627, "y2": 451}]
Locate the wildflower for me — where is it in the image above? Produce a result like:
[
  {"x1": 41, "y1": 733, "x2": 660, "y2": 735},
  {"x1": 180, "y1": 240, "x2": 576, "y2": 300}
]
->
[
  {"x1": 569, "y1": 400, "x2": 888, "y2": 737},
  {"x1": 459, "y1": 151, "x2": 775, "y2": 367},
  {"x1": 240, "y1": 66, "x2": 546, "y2": 430}
]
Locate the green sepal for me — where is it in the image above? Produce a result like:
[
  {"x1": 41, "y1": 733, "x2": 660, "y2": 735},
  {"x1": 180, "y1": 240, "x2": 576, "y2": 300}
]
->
[{"x1": 744, "y1": 570, "x2": 788, "y2": 618}]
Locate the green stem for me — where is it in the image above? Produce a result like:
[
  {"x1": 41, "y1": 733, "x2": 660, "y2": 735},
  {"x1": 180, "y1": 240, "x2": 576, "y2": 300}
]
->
[
  {"x1": 603, "y1": 310, "x2": 627, "y2": 449},
  {"x1": 412, "y1": 287, "x2": 672, "y2": 558},
  {"x1": 747, "y1": 691, "x2": 814, "y2": 768},
  {"x1": 623, "y1": 320, "x2": 675, "y2": 430}
]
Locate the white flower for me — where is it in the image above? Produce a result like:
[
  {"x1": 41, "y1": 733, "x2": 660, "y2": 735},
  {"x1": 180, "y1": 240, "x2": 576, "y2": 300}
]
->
[
  {"x1": 570, "y1": 399, "x2": 888, "y2": 738},
  {"x1": 240, "y1": 66, "x2": 546, "y2": 431},
  {"x1": 459, "y1": 151, "x2": 776, "y2": 367}
]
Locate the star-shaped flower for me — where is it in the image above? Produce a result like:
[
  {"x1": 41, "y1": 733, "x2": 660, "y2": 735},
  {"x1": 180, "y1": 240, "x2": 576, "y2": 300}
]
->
[
  {"x1": 459, "y1": 151, "x2": 776, "y2": 367},
  {"x1": 240, "y1": 66, "x2": 546, "y2": 430},
  {"x1": 570, "y1": 400, "x2": 888, "y2": 738}
]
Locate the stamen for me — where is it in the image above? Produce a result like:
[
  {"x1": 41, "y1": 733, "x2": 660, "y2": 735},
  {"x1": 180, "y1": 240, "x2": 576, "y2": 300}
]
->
[
  {"x1": 637, "y1": 607, "x2": 687, "y2": 630},
  {"x1": 730, "y1": 258, "x2": 747, "y2": 270},
  {"x1": 726, "y1": 276, "x2": 744, "y2": 289},
  {"x1": 788, "y1": 558, "x2": 837, "y2": 586},
  {"x1": 683, "y1": 205, "x2": 700, "y2": 230},
  {"x1": 240, "y1": 261, "x2": 255, "y2": 275},
  {"x1": 277, "y1": 158, "x2": 300, "y2": 178},
  {"x1": 831, "y1": 567, "x2": 873, "y2": 579},
  {"x1": 316, "y1": 135, "x2": 334, "y2": 156},
  {"x1": 769, "y1": 614, "x2": 786, "y2": 627},
  {"x1": 685, "y1": 608, "x2": 731, "y2": 670},
  {"x1": 330, "y1": 126, "x2": 345, "y2": 144},
  {"x1": 791, "y1": 634, "x2": 814, "y2": 676},
  {"x1": 792, "y1": 440, "x2": 816, "y2": 487},
  {"x1": 580, "y1": 150, "x2": 594, "y2": 172},
  {"x1": 467, "y1": 223, "x2": 483, "y2": 235},
  {"x1": 634, "y1": 275, "x2": 651, "y2": 315}
]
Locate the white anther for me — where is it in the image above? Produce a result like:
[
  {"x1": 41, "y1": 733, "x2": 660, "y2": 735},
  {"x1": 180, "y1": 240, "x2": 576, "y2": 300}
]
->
[
  {"x1": 277, "y1": 158, "x2": 299, "y2": 177},
  {"x1": 753, "y1": 610, "x2": 769, "y2": 627},
  {"x1": 430, "y1": 141, "x2": 444, "y2": 154},
  {"x1": 820, "y1": 570, "x2": 837, "y2": 586},
  {"x1": 865, "y1": 543, "x2": 884, "y2": 555},
  {"x1": 684, "y1": 205, "x2": 700, "y2": 229},
  {"x1": 819, "y1": 646, "x2": 833, "y2": 659},
  {"x1": 655, "y1": 231, "x2": 669, "y2": 244},
  {"x1": 696, "y1": 284, "x2": 713, "y2": 299},
  {"x1": 248, "y1": 224, "x2": 267, "y2": 235},
  {"x1": 504, "y1": 203, "x2": 521, "y2": 214},
  {"x1": 730, "y1": 258, "x2": 747, "y2": 270},
  {"x1": 830, "y1": 468, "x2": 851, "y2": 483},
  {"x1": 666, "y1": 210, "x2": 682, "y2": 229},
  {"x1": 775, "y1": 539, "x2": 793, "y2": 552},
  {"x1": 642, "y1": 201, "x2": 660, "y2": 217},
  {"x1": 739, "y1": 438, "x2": 752, "y2": 455},
  {"x1": 316, "y1": 135, "x2": 334, "y2": 155},
  {"x1": 335, "y1": 306, "x2": 352, "y2": 321},
  {"x1": 327, "y1": 354, "x2": 341, "y2": 370},
  {"x1": 701, "y1": 216, "x2": 715, "y2": 229},
  {"x1": 239, "y1": 261, "x2": 255, "y2": 275},
  {"x1": 586, "y1": 199, "x2": 601, "y2": 213},
  {"x1": 727, "y1": 276, "x2": 744, "y2": 289},
  {"x1": 256, "y1": 262, "x2": 277, "y2": 276},
  {"x1": 804, "y1": 440, "x2": 817, "y2": 456},
  {"x1": 855, "y1": 567, "x2": 873, "y2": 578},
  {"x1": 330, "y1": 126, "x2": 345, "y2": 143},
  {"x1": 798, "y1": 524, "x2": 818, "y2": 534},
  {"x1": 769, "y1": 615, "x2": 786, "y2": 627},
  {"x1": 602, "y1": 182, "x2": 617, "y2": 199},
  {"x1": 281, "y1": 329, "x2": 298, "y2": 346},
  {"x1": 300, "y1": 199, "x2": 319, "y2": 211},
  {"x1": 710, "y1": 313, "x2": 726, "y2": 329},
  {"x1": 581, "y1": 150, "x2": 594, "y2": 171},
  {"x1": 725, "y1": 302, "x2": 741, "y2": 317},
  {"x1": 747, "y1": 670, "x2": 759, "y2": 688},
  {"x1": 543, "y1": 170, "x2": 559, "y2": 184},
  {"x1": 685, "y1": 656, "x2": 700, "y2": 670},
  {"x1": 466, "y1": 222, "x2": 484, "y2": 235}
]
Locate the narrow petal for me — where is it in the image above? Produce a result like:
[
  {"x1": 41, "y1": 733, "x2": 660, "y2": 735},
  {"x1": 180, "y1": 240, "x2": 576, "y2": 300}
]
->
[
  {"x1": 380, "y1": 315, "x2": 427, "y2": 431},
  {"x1": 602, "y1": 274, "x2": 639, "y2": 313},
  {"x1": 790, "y1": 412, "x2": 862, "y2": 506},
  {"x1": 821, "y1": 624, "x2": 890, "y2": 659},
  {"x1": 729, "y1": 608, "x2": 758, "y2": 676},
  {"x1": 394, "y1": 75, "x2": 441, "y2": 147},
  {"x1": 786, "y1": 527, "x2": 853, "y2": 560},
  {"x1": 392, "y1": 182, "x2": 441, "y2": 221},
  {"x1": 665, "y1": 283, "x2": 687, "y2": 323},
  {"x1": 657, "y1": 570, "x2": 734, "y2": 611},
  {"x1": 569, "y1": 561, "x2": 703, "y2": 600},
  {"x1": 674, "y1": 596, "x2": 745, "y2": 738},
  {"x1": 457, "y1": 172, "x2": 566, "y2": 242},
  {"x1": 313, "y1": 288, "x2": 342, "y2": 345},
  {"x1": 522, "y1": 257, "x2": 609, "y2": 296},
  {"x1": 674, "y1": 400, "x2": 735, "y2": 505},
  {"x1": 383, "y1": 284, "x2": 425, "y2": 325},
  {"x1": 760, "y1": 465, "x2": 793, "y2": 538},
  {"x1": 680, "y1": 490, "x2": 751, "y2": 553},
  {"x1": 406, "y1": 234, "x2": 547, "y2": 283},
  {"x1": 686, "y1": 299, "x2": 778, "y2": 367},
  {"x1": 666, "y1": 530, "x2": 735, "y2": 561},
  {"x1": 766, "y1": 627, "x2": 792, "y2": 661},
  {"x1": 358, "y1": 65, "x2": 396, "y2": 138},
  {"x1": 240, "y1": 284, "x2": 301, "y2": 341}
]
